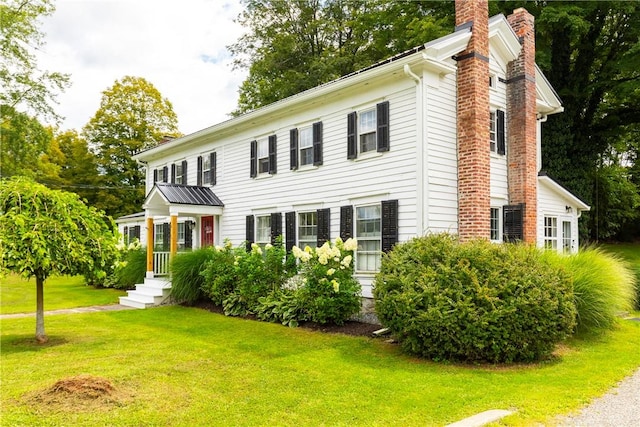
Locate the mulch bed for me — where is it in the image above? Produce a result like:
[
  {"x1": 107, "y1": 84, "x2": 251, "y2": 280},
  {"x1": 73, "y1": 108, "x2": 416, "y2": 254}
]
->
[{"x1": 187, "y1": 300, "x2": 383, "y2": 337}]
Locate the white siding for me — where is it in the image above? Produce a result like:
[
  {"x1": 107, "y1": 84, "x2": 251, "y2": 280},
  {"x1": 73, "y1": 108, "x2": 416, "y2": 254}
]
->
[
  {"x1": 489, "y1": 54, "x2": 508, "y2": 205},
  {"x1": 537, "y1": 179, "x2": 581, "y2": 253}
]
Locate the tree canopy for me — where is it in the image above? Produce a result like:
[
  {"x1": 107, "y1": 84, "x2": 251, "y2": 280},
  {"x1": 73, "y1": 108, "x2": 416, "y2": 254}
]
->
[
  {"x1": 0, "y1": 177, "x2": 118, "y2": 342},
  {"x1": 0, "y1": 0, "x2": 70, "y2": 122},
  {"x1": 83, "y1": 76, "x2": 180, "y2": 217}
]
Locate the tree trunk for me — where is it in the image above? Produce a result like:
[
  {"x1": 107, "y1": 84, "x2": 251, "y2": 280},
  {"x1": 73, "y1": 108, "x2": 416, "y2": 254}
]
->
[{"x1": 35, "y1": 274, "x2": 48, "y2": 344}]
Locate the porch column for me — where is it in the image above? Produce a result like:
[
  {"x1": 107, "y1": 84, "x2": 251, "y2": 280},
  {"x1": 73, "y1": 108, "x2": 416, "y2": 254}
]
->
[
  {"x1": 170, "y1": 214, "x2": 178, "y2": 257},
  {"x1": 146, "y1": 217, "x2": 154, "y2": 278}
]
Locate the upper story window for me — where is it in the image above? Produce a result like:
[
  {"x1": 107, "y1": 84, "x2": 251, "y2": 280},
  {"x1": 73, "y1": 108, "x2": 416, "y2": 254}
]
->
[
  {"x1": 154, "y1": 166, "x2": 168, "y2": 183},
  {"x1": 490, "y1": 109, "x2": 506, "y2": 155},
  {"x1": 347, "y1": 101, "x2": 389, "y2": 159},
  {"x1": 198, "y1": 152, "x2": 217, "y2": 186},
  {"x1": 172, "y1": 160, "x2": 187, "y2": 185},
  {"x1": 250, "y1": 136, "x2": 277, "y2": 177},
  {"x1": 290, "y1": 122, "x2": 323, "y2": 170}
]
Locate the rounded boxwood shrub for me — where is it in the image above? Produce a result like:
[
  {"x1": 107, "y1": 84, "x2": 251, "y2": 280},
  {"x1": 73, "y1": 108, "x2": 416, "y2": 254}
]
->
[{"x1": 373, "y1": 234, "x2": 577, "y2": 363}]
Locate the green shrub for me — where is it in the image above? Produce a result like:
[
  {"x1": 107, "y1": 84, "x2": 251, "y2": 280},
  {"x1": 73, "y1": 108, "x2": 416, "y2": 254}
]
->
[
  {"x1": 256, "y1": 289, "x2": 305, "y2": 327},
  {"x1": 634, "y1": 266, "x2": 640, "y2": 310},
  {"x1": 103, "y1": 242, "x2": 146, "y2": 290},
  {"x1": 374, "y1": 234, "x2": 576, "y2": 363},
  {"x1": 560, "y1": 247, "x2": 636, "y2": 333},
  {"x1": 170, "y1": 247, "x2": 215, "y2": 304},
  {"x1": 200, "y1": 237, "x2": 294, "y2": 316},
  {"x1": 289, "y1": 238, "x2": 361, "y2": 325}
]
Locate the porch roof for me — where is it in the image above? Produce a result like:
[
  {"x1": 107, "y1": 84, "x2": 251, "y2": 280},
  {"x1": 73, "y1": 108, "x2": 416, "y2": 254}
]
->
[{"x1": 143, "y1": 183, "x2": 224, "y2": 217}]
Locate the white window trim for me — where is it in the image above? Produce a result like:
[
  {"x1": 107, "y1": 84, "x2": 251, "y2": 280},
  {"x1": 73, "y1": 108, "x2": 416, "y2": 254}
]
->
[
  {"x1": 255, "y1": 215, "x2": 271, "y2": 246},
  {"x1": 355, "y1": 204, "x2": 382, "y2": 274},
  {"x1": 490, "y1": 207, "x2": 502, "y2": 242},
  {"x1": 257, "y1": 139, "x2": 269, "y2": 175},
  {"x1": 358, "y1": 107, "x2": 377, "y2": 154},
  {"x1": 297, "y1": 211, "x2": 317, "y2": 249}
]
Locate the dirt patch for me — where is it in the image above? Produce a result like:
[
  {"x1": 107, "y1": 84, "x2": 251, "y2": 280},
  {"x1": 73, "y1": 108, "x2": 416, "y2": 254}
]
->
[
  {"x1": 26, "y1": 375, "x2": 132, "y2": 412},
  {"x1": 187, "y1": 300, "x2": 383, "y2": 337}
]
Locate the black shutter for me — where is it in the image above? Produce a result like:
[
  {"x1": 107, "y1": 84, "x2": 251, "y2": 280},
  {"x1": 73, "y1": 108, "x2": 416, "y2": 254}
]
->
[
  {"x1": 340, "y1": 205, "x2": 353, "y2": 240},
  {"x1": 317, "y1": 208, "x2": 330, "y2": 246},
  {"x1": 250, "y1": 140, "x2": 257, "y2": 178},
  {"x1": 268, "y1": 135, "x2": 277, "y2": 174},
  {"x1": 162, "y1": 166, "x2": 168, "y2": 183},
  {"x1": 153, "y1": 169, "x2": 158, "y2": 183},
  {"x1": 133, "y1": 225, "x2": 141, "y2": 240},
  {"x1": 285, "y1": 211, "x2": 296, "y2": 252},
  {"x1": 381, "y1": 200, "x2": 398, "y2": 252},
  {"x1": 197, "y1": 156, "x2": 203, "y2": 186},
  {"x1": 270, "y1": 212, "x2": 282, "y2": 244},
  {"x1": 162, "y1": 223, "x2": 170, "y2": 251},
  {"x1": 123, "y1": 226, "x2": 129, "y2": 244},
  {"x1": 347, "y1": 112, "x2": 357, "y2": 159},
  {"x1": 377, "y1": 101, "x2": 390, "y2": 152},
  {"x1": 245, "y1": 215, "x2": 255, "y2": 252},
  {"x1": 313, "y1": 121, "x2": 323, "y2": 166},
  {"x1": 184, "y1": 221, "x2": 193, "y2": 249},
  {"x1": 503, "y1": 203, "x2": 524, "y2": 242},
  {"x1": 290, "y1": 128, "x2": 298, "y2": 170},
  {"x1": 171, "y1": 164, "x2": 176, "y2": 183},
  {"x1": 181, "y1": 160, "x2": 188, "y2": 184},
  {"x1": 210, "y1": 152, "x2": 217, "y2": 186},
  {"x1": 497, "y1": 109, "x2": 506, "y2": 155}
]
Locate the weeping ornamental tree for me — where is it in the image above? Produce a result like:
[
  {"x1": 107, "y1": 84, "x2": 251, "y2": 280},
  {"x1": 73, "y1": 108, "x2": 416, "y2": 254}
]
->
[{"x1": 0, "y1": 177, "x2": 118, "y2": 343}]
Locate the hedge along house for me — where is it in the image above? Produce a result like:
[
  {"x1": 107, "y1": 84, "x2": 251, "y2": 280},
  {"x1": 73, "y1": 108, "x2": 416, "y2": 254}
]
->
[{"x1": 119, "y1": 0, "x2": 589, "y2": 309}]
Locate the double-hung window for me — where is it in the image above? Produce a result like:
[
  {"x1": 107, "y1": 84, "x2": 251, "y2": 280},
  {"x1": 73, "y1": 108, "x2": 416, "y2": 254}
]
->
[
  {"x1": 177, "y1": 223, "x2": 185, "y2": 249},
  {"x1": 250, "y1": 136, "x2": 277, "y2": 177},
  {"x1": 197, "y1": 152, "x2": 216, "y2": 186},
  {"x1": 490, "y1": 109, "x2": 506, "y2": 155},
  {"x1": 299, "y1": 127, "x2": 314, "y2": 166},
  {"x1": 490, "y1": 207, "x2": 501, "y2": 241},
  {"x1": 154, "y1": 166, "x2": 168, "y2": 183},
  {"x1": 544, "y1": 216, "x2": 558, "y2": 250},
  {"x1": 172, "y1": 160, "x2": 187, "y2": 185},
  {"x1": 256, "y1": 215, "x2": 271, "y2": 249},
  {"x1": 355, "y1": 205, "x2": 382, "y2": 272},
  {"x1": 298, "y1": 212, "x2": 317, "y2": 249},
  {"x1": 154, "y1": 224, "x2": 165, "y2": 251},
  {"x1": 347, "y1": 101, "x2": 389, "y2": 159},
  {"x1": 290, "y1": 122, "x2": 323, "y2": 170}
]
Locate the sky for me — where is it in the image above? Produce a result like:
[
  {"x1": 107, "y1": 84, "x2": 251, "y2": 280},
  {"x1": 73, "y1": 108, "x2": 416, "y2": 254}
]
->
[{"x1": 36, "y1": 0, "x2": 248, "y2": 136}]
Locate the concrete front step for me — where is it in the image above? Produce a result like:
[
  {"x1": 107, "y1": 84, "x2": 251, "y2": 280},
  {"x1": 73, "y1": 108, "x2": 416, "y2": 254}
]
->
[{"x1": 119, "y1": 277, "x2": 172, "y2": 309}]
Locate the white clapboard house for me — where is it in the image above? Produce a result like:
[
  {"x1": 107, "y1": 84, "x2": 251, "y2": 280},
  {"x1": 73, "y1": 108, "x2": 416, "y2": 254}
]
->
[{"x1": 117, "y1": 1, "x2": 589, "y2": 308}]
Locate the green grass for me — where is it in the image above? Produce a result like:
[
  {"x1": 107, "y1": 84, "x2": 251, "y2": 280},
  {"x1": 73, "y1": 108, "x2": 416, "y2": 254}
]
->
[
  {"x1": 1, "y1": 274, "x2": 126, "y2": 314},
  {"x1": 602, "y1": 243, "x2": 640, "y2": 310},
  {"x1": 2, "y1": 306, "x2": 639, "y2": 426}
]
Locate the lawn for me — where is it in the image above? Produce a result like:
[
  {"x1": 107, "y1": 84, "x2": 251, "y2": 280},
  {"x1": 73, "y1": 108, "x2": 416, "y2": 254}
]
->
[
  {"x1": 601, "y1": 242, "x2": 640, "y2": 265},
  {"x1": 2, "y1": 306, "x2": 639, "y2": 426},
  {"x1": 2, "y1": 248, "x2": 639, "y2": 426},
  {"x1": 1, "y1": 274, "x2": 125, "y2": 314}
]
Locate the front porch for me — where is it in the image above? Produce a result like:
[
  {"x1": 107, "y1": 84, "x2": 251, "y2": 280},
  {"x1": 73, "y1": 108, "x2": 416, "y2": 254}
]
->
[{"x1": 119, "y1": 183, "x2": 224, "y2": 308}]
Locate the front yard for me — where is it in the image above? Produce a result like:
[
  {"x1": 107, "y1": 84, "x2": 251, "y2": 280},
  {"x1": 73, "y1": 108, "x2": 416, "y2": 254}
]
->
[{"x1": 2, "y1": 304, "x2": 639, "y2": 426}]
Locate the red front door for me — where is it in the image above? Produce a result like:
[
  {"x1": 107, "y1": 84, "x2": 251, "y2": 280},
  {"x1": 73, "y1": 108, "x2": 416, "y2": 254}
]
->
[{"x1": 201, "y1": 216, "x2": 214, "y2": 247}]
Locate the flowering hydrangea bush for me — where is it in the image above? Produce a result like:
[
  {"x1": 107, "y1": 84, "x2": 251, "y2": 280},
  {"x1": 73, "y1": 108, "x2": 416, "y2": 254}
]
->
[
  {"x1": 200, "y1": 236, "x2": 362, "y2": 326},
  {"x1": 290, "y1": 237, "x2": 362, "y2": 325}
]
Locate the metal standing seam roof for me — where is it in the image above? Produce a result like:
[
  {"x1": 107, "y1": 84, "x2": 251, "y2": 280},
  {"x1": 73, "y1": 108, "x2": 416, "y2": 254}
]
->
[{"x1": 155, "y1": 183, "x2": 224, "y2": 206}]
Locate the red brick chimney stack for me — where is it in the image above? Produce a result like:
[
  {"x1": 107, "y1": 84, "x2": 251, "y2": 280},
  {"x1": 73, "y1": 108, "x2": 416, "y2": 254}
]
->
[
  {"x1": 455, "y1": 0, "x2": 491, "y2": 241},
  {"x1": 507, "y1": 8, "x2": 538, "y2": 243}
]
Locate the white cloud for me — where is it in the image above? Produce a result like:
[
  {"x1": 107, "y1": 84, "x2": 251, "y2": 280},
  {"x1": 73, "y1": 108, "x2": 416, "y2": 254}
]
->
[{"x1": 37, "y1": 0, "x2": 248, "y2": 135}]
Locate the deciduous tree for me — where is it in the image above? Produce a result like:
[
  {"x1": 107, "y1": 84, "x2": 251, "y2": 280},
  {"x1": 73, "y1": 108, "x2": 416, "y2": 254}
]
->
[
  {"x1": 83, "y1": 76, "x2": 180, "y2": 217},
  {"x1": 0, "y1": 0, "x2": 70, "y2": 122},
  {"x1": 0, "y1": 177, "x2": 118, "y2": 343}
]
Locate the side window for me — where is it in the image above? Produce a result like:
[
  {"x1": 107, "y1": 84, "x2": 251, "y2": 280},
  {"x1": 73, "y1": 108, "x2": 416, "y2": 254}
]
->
[
  {"x1": 544, "y1": 216, "x2": 558, "y2": 250},
  {"x1": 490, "y1": 207, "x2": 501, "y2": 241},
  {"x1": 154, "y1": 166, "x2": 168, "y2": 183},
  {"x1": 490, "y1": 109, "x2": 505, "y2": 155},
  {"x1": 299, "y1": 127, "x2": 314, "y2": 166},
  {"x1": 347, "y1": 101, "x2": 389, "y2": 159},
  {"x1": 258, "y1": 140, "x2": 269, "y2": 174}
]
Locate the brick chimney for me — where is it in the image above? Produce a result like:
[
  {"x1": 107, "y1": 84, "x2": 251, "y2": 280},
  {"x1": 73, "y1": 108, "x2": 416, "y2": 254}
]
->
[
  {"x1": 506, "y1": 8, "x2": 537, "y2": 243},
  {"x1": 455, "y1": 0, "x2": 490, "y2": 241}
]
